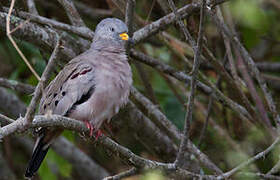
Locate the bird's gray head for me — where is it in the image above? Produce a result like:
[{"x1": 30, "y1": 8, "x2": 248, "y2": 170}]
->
[{"x1": 92, "y1": 18, "x2": 130, "y2": 50}]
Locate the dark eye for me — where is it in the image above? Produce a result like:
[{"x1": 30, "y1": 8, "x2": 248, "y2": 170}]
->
[{"x1": 110, "y1": 27, "x2": 115, "y2": 32}]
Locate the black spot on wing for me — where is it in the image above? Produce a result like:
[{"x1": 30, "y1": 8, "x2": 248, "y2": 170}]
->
[
  {"x1": 64, "y1": 85, "x2": 95, "y2": 117},
  {"x1": 74, "y1": 85, "x2": 95, "y2": 105}
]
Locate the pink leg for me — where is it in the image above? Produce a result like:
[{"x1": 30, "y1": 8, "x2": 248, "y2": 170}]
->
[
  {"x1": 94, "y1": 130, "x2": 103, "y2": 140},
  {"x1": 84, "y1": 121, "x2": 94, "y2": 137}
]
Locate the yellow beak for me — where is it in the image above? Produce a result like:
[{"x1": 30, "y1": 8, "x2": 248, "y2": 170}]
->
[{"x1": 119, "y1": 33, "x2": 129, "y2": 41}]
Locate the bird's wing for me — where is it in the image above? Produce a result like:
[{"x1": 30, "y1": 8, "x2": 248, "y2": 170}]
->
[{"x1": 39, "y1": 52, "x2": 96, "y2": 116}]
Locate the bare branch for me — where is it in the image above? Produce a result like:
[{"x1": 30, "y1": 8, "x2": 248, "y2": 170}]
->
[
  {"x1": 132, "y1": 3, "x2": 199, "y2": 44},
  {"x1": 53, "y1": 137, "x2": 109, "y2": 179},
  {"x1": 0, "y1": 78, "x2": 34, "y2": 94},
  {"x1": 6, "y1": 0, "x2": 40, "y2": 80},
  {"x1": 103, "y1": 168, "x2": 138, "y2": 180},
  {"x1": 131, "y1": 87, "x2": 181, "y2": 142},
  {"x1": 0, "y1": 88, "x2": 26, "y2": 118},
  {"x1": 0, "y1": 114, "x2": 213, "y2": 179},
  {"x1": 24, "y1": 37, "x2": 61, "y2": 125},
  {"x1": 74, "y1": 1, "x2": 112, "y2": 20},
  {"x1": 267, "y1": 159, "x2": 280, "y2": 175},
  {"x1": 1, "y1": 7, "x2": 94, "y2": 39},
  {"x1": 57, "y1": 0, "x2": 86, "y2": 27},
  {"x1": 237, "y1": 172, "x2": 280, "y2": 180},
  {"x1": 173, "y1": 0, "x2": 207, "y2": 168},
  {"x1": 130, "y1": 50, "x2": 252, "y2": 123},
  {"x1": 125, "y1": 0, "x2": 135, "y2": 36},
  {"x1": 217, "y1": 137, "x2": 280, "y2": 179},
  {"x1": 26, "y1": 0, "x2": 39, "y2": 15},
  {"x1": 208, "y1": 9, "x2": 280, "y2": 127}
]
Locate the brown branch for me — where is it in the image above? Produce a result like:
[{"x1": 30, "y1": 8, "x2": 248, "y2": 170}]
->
[
  {"x1": 103, "y1": 168, "x2": 138, "y2": 180},
  {"x1": 125, "y1": 0, "x2": 135, "y2": 37},
  {"x1": 0, "y1": 81, "x2": 222, "y2": 175},
  {"x1": 133, "y1": 62, "x2": 160, "y2": 105},
  {"x1": 130, "y1": 50, "x2": 252, "y2": 124},
  {"x1": 203, "y1": 46, "x2": 258, "y2": 124},
  {"x1": 1, "y1": 7, "x2": 94, "y2": 39},
  {"x1": 131, "y1": 87, "x2": 181, "y2": 142},
  {"x1": 53, "y1": 137, "x2": 109, "y2": 179},
  {"x1": 13, "y1": 135, "x2": 109, "y2": 180},
  {"x1": 217, "y1": 6, "x2": 273, "y2": 132},
  {"x1": 57, "y1": 0, "x2": 85, "y2": 27},
  {"x1": 0, "y1": 11, "x2": 81, "y2": 61},
  {"x1": 236, "y1": 50, "x2": 272, "y2": 129},
  {"x1": 197, "y1": 69, "x2": 223, "y2": 147},
  {"x1": 217, "y1": 136, "x2": 280, "y2": 179},
  {"x1": 6, "y1": 0, "x2": 40, "y2": 81},
  {"x1": 237, "y1": 172, "x2": 280, "y2": 180},
  {"x1": 74, "y1": 1, "x2": 112, "y2": 20},
  {"x1": 208, "y1": 9, "x2": 280, "y2": 127},
  {"x1": 26, "y1": 0, "x2": 39, "y2": 15},
  {"x1": 0, "y1": 88, "x2": 26, "y2": 118},
  {"x1": 24, "y1": 36, "x2": 61, "y2": 125},
  {"x1": 0, "y1": 114, "x2": 214, "y2": 179},
  {"x1": 173, "y1": 0, "x2": 207, "y2": 168},
  {"x1": 132, "y1": 2, "x2": 199, "y2": 44},
  {"x1": 0, "y1": 113, "x2": 14, "y2": 126},
  {"x1": 267, "y1": 159, "x2": 280, "y2": 175},
  {"x1": 0, "y1": 78, "x2": 34, "y2": 94}
]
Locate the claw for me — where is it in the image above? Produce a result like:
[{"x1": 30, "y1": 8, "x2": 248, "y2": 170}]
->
[
  {"x1": 84, "y1": 122, "x2": 103, "y2": 139},
  {"x1": 95, "y1": 130, "x2": 102, "y2": 140},
  {"x1": 84, "y1": 121, "x2": 94, "y2": 137}
]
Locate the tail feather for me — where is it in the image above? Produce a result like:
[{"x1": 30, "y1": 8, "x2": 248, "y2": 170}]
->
[{"x1": 25, "y1": 136, "x2": 50, "y2": 178}]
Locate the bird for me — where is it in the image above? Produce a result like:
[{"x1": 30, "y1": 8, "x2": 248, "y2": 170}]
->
[{"x1": 25, "y1": 18, "x2": 133, "y2": 178}]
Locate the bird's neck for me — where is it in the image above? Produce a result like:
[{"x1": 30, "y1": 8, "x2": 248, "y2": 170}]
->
[{"x1": 90, "y1": 38, "x2": 126, "y2": 53}]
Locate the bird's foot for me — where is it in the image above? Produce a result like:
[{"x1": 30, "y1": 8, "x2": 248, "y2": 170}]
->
[
  {"x1": 84, "y1": 121, "x2": 95, "y2": 137},
  {"x1": 94, "y1": 130, "x2": 102, "y2": 140},
  {"x1": 84, "y1": 122, "x2": 103, "y2": 140}
]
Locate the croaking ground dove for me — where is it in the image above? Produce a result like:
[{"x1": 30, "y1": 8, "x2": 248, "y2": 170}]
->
[{"x1": 25, "y1": 18, "x2": 132, "y2": 178}]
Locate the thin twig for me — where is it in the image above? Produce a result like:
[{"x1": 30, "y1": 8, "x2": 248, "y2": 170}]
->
[
  {"x1": 217, "y1": 137, "x2": 280, "y2": 179},
  {"x1": 0, "y1": 114, "x2": 215, "y2": 179},
  {"x1": 144, "y1": 0, "x2": 156, "y2": 25},
  {"x1": 9, "y1": 18, "x2": 30, "y2": 34},
  {"x1": 0, "y1": 79, "x2": 222, "y2": 174},
  {"x1": 6, "y1": 0, "x2": 40, "y2": 80},
  {"x1": 26, "y1": 0, "x2": 39, "y2": 15},
  {"x1": 103, "y1": 168, "x2": 138, "y2": 180},
  {"x1": 169, "y1": 0, "x2": 206, "y2": 168},
  {"x1": 237, "y1": 172, "x2": 280, "y2": 180},
  {"x1": 130, "y1": 50, "x2": 252, "y2": 123},
  {"x1": 131, "y1": 87, "x2": 181, "y2": 142},
  {"x1": 134, "y1": 62, "x2": 160, "y2": 106},
  {"x1": 57, "y1": 0, "x2": 86, "y2": 27},
  {"x1": 0, "y1": 113, "x2": 14, "y2": 126},
  {"x1": 0, "y1": 77, "x2": 35, "y2": 94},
  {"x1": 236, "y1": 49, "x2": 272, "y2": 129},
  {"x1": 125, "y1": 0, "x2": 135, "y2": 36},
  {"x1": 267, "y1": 159, "x2": 280, "y2": 175},
  {"x1": 197, "y1": 72, "x2": 223, "y2": 147},
  {"x1": 2, "y1": 8, "x2": 94, "y2": 39},
  {"x1": 218, "y1": 6, "x2": 273, "y2": 131},
  {"x1": 24, "y1": 36, "x2": 61, "y2": 124},
  {"x1": 208, "y1": 9, "x2": 280, "y2": 127}
]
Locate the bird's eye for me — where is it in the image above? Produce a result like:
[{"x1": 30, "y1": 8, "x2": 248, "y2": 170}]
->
[{"x1": 110, "y1": 27, "x2": 115, "y2": 32}]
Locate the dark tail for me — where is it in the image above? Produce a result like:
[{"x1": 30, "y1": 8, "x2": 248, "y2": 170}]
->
[{"x1": 25, "y1": 135, "x2": 50, "y2": 178}]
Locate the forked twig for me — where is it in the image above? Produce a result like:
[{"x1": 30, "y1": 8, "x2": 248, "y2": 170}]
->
[{"x1": 6, "y1": 0, "x2": 40, "y2": 81}]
